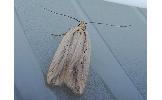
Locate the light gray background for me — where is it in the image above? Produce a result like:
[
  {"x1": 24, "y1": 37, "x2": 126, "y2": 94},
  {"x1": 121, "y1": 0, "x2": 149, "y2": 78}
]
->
[{"x1": 15, "y1": 0, "x2": 147, "y2": 100}]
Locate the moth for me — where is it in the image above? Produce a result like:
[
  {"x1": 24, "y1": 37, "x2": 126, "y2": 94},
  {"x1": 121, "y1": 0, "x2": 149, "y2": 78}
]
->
[
  {"x1": 47, "y1": 21, "x2": 91, "y2": 95},
  {"x1": 44, "y1": 7, "x2": 131, "y2": 95}
]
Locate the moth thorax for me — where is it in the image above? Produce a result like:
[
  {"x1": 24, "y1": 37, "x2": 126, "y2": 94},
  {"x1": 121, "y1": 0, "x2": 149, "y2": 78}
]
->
[{"x1": 78, "y1": 21, "x2": 86, "y2": 31}]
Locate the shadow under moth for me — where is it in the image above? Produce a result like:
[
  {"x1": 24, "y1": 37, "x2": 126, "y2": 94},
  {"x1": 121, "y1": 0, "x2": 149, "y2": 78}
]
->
[{"x1": 44, "y1": 7, "x2": 131, "y2": 95}]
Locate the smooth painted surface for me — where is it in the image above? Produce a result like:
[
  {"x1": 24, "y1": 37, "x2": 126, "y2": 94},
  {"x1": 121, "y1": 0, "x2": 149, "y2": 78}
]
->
[{"x1": 15, "y1": 11, "x2": 57, "y2": 100}]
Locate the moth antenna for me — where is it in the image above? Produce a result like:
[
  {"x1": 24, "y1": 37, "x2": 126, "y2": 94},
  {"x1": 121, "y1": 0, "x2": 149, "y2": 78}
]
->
[
  {"x1": 51, "y1": 33, "x2": 66, "y2": 37},
  {"x1": 89, "y1": 21, "x2": 132, "y2": 28},
  {"x1": 44, "y1": 7, "x2": 132, "y2": 28},
  {"x1": 44, "y1": 7, "x2": 80, "y2": 23}
]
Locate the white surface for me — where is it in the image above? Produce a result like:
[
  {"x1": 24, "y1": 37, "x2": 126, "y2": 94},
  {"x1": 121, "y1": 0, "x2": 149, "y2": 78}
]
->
[
  {"x1": 104, "y1": 0, "x2": 147, "y2": 8},
  {"x1": 148, "y1": 0, "x2": 162, "y2": 100},
  {"x1": 0, "y1": 0, "x2": 14, "y2": 100}
]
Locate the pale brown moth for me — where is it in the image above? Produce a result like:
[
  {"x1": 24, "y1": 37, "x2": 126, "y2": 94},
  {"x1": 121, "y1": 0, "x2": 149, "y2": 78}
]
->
[
  {"x1": 44, "y1": 7, "x2": 131, "y2": 95},
  {"x1": 47, "y1": 21, "x2": 91, "y2": 95}
]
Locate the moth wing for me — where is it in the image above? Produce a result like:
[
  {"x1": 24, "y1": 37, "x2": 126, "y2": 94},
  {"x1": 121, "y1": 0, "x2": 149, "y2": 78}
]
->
[
  {"x1": 47, "y1": 25, "x2": 91, "y2": 95},
  {"x1": 64, "y1": 28, "x2": 91, "y2": 95},
  {"x1": 47, "y1": 27, "x2": 76, "y2": 85}
]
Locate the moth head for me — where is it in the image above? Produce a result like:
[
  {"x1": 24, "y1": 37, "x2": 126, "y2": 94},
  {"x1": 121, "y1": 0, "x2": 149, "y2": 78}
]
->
[{"x1": 78, "y1": 21, "x2": 87, "y2": 31}]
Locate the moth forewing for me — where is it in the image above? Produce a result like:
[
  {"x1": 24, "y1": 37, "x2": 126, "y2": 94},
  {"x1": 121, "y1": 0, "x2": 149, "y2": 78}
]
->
[
  {"x1": 47, "y1": 28, "x2": 74, "y2": 85},
  {"x1": 47, "y1": 21, "x2": 91, "y2": 95}
]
